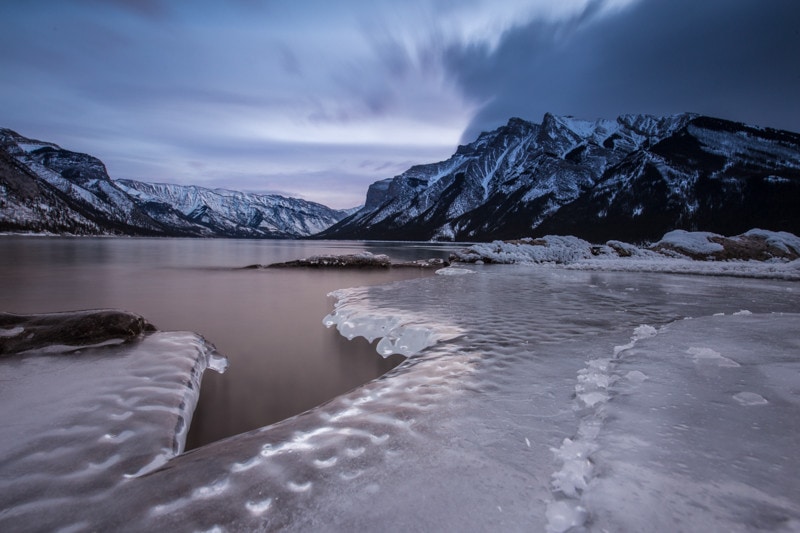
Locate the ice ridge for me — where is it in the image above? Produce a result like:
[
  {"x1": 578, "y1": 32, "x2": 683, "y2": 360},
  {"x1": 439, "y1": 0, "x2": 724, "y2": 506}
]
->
[
  {"x1": 546, "y1": 324, "x2": 659, "y2": 532},
  {"x1": 323, "y1": 285, "x2": 464, "y2": 357}
]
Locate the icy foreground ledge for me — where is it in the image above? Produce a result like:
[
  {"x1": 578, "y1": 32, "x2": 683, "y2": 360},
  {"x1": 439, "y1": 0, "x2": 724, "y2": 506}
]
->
[
  {"x1": 2, "y1": 270, "x2": 799, "y2": 532},
  {"x1": 0, "y1": 310, "x2": 226, "y2": 530}
]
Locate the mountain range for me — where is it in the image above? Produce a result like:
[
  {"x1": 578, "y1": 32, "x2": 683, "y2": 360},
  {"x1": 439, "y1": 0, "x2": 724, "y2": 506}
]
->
[
  {"x1": 2, "y1": 113, "x2": 799, "y2": 242},
  {"x1": 319, "y1": 113, "x2": 800, "y2": 242},
  {"x1": 0, "y1": 128, "x2": 347, "y2": 238}
]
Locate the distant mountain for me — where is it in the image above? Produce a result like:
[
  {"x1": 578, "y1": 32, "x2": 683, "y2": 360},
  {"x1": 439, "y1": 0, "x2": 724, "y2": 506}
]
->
[
  {"x1": 113, "y1": 180, "x2": 344, "y2": 238},
  {"x1": 0, "y1": 128, "x2": 348, "y2": 238},
  {"x1": 317, "y1": 113, "x2": 800, "y2": 242}
]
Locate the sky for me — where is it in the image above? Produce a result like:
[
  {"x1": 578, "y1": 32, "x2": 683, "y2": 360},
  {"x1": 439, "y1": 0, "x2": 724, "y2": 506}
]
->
[{"x1": 1, "y1": 0, "x2": 799, "y2": 209}]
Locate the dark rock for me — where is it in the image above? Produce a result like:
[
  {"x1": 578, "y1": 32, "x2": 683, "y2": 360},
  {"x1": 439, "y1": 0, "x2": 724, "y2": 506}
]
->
[
  {"x1": 0, "y1": 310, "x2": 156, "y2": 356},
  {"x1": 268, "y1": 253, "x2": 393, "y2": 268},
  {"x1": 266, "y1": 253, "x2": 448, "y2": 269}
]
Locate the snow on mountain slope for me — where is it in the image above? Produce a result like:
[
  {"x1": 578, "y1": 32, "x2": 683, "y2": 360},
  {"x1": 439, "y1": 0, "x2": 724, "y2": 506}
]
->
[
  {"x1": 319, "y1": 113, "x2": 800, "y2": 242},
  {"x1": 115, "y1": 179, "x2": 346, "y2": 237},
  {"x1": 0, "y1": 128, "x2": 347, "y2": 237}
]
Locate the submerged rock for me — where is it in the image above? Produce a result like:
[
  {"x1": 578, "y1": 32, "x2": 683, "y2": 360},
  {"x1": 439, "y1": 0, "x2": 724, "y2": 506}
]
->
[{"x1": 0, "y1": 309, "x2": 156, "y2": 355}]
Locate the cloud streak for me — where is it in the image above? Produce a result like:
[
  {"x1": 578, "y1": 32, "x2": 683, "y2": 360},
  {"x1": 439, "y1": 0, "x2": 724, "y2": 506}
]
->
[
  {"x1": 1, "y1": 1, "x2": 797, "y2": 208},
  {"x1": 450, "y1": 0, "x2": 800, "y2": 141}
]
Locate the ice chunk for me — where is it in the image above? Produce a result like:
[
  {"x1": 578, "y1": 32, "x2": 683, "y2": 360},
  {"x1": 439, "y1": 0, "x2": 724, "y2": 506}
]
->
[
  {"x1": 686, "y1": 346, "x2": 740, "y2": 367},
  {"x1": 323, "y1": 285, "x2": 463, "y2": 357},
  {"x1": 546, "y1": 500, "x2": 587, "y2": 533},
  {"x1": 624, "y1": 370, "x2": 648, "y2": 383},
  {"x1": 632, "y1": 324, "x2": 658, "y2": 340},
  {"x1": 0, "y1": 326, "x2": 24, "y2": 337},
  {"x1": 434, "y1": 267, "x2": 475, "y2": 276},
  {"x1": 614, "y1": 323, "x2": 657, "y2": 356},
  {"x1": 733, "y1": 391, "x2": 769, "y2": 406}
]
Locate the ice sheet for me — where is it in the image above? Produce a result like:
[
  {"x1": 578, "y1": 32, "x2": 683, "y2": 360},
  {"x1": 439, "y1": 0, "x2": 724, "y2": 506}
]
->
[
  {"x1": 583, "y1": 313, "x2": 800, "y2": 532},
  {"x1": 1, "y1": 269, "x2": 798, "y2": 531},
  {"x1": 0, "y1": 324, "x2": 225, "y2": 530}
]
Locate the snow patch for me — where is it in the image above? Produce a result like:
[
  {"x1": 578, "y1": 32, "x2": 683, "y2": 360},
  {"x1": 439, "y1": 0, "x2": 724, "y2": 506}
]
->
[
  {"x1": 744, "y1": 229, "x2": 800, "y2": 256},
  {"x1": 686, "y1": 346, "x2": 740, "y2": 367},
  {"x1": 451, "y1": 235, "x2": 595, "y2": 265},
  {"x1": 733, "y1": 391, "x2": 769, "y2": 406},
  {"x1": 0, "y1": 326, "x2": 24, "y2": 338},
  {"x1": 435, "y1": 267, "x2": 475, "y2": 276},
  {"x1": 657, "y1": 230, "x2": 724, "y2": 256}
]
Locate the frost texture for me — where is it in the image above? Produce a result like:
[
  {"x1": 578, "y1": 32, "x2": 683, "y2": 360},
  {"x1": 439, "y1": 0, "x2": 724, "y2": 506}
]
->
[
  {"x1": 2, "y1": 267, "x2": 799, "y2": 531},
  {"x1": 0, "y1": 328, "x2": 225, "y2": 529},
  {"x1": 451, "y1": 235, "x2": 597, "y2": 264}
]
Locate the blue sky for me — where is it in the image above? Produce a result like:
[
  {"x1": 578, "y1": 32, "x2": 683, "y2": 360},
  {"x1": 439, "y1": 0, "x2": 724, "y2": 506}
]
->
[{"x1": 2, "y1": 0, "x2": 798, "y2": 208}]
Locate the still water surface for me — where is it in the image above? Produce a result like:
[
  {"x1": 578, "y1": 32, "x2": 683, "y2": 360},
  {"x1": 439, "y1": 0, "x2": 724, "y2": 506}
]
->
[{"x1": 0, "y1": 237, "x2": 456, "y2": 448}]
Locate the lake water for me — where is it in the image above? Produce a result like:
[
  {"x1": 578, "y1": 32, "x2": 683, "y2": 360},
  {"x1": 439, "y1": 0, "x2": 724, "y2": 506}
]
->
[{"x1": 0, "y1": 237, "x2": 457, "y2": 448}]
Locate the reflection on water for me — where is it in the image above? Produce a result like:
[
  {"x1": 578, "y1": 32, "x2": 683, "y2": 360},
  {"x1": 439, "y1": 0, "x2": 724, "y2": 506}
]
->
[{"x1": 0, "y1": 237, "x2": 456, "y2": 449}]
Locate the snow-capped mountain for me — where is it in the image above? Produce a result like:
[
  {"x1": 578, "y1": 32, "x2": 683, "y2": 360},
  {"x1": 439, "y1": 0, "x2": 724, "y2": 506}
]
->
[
  {"x1": 318, "y1": 113, "x2": 800, "y2": 242},
  {"x1": 0, "y1": 128, "x2": 348, "y2": 237},
  {"x1": 114, "y1": 180, "x2": 344, "y2": 238}
]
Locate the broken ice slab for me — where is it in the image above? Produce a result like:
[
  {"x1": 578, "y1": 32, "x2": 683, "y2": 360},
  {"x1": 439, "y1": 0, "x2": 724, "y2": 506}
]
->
[{"x1": 0, "y1": 310, "x2": 226, "y2": 529}]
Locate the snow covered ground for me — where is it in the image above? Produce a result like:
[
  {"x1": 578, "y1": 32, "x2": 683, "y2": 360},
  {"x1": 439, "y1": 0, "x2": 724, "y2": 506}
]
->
[{"x1": 1, "y1": 258, "x2": 799, "y2": 531}]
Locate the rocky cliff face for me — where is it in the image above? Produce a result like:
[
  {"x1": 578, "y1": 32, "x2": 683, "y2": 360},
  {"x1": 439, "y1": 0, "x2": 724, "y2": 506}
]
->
[
  {"x1": 318, "y1": 113, "x2": 800, "y2": 242},
  {"x1": 0, "y1": 129, "x2": 347, "y2": 237}
]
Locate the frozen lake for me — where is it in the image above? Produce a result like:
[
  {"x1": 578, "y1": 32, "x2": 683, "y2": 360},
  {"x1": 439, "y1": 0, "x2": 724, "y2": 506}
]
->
[
  {"x1": 0, "y1": 237, "x2": 454, "y2": 447},
  {"x1": 1, "y1": 237, "x2": 798, "y2": 531}
]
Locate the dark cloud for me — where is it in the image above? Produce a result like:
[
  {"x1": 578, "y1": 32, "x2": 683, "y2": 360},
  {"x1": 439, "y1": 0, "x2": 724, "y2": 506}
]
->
[
  {"x1": 77, "y1": 0, "x2": 169, "y2": 19},
  {"x1": 278, "y1": 45, "x2": 303, "y2": 76},
  {"x1": 450, "y1": 0, "x2": 800, "y2": 141}
]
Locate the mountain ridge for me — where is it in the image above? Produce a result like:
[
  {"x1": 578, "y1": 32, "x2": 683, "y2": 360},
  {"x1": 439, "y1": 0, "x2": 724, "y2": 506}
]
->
[
  {"x1": 4, "y1": 113, "x2": 799, "y2": 242},
  {"x1": 318, "y1": 112, "x2": 800, "y2": 242},
  {"x1": 0, "y1": 128, "x2": 348, "y2": 238}
]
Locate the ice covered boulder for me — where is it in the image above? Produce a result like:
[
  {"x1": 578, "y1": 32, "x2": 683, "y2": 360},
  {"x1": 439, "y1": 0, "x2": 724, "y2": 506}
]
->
[
  {"x1": 450, "y1": 229, "x2": 800, "y2": 268},
  {"x1": 652, "y1": 229, "x2": 800, "y2": 260},
  {"x1": 450, "y1": 235, "x2": 598, "y2": 264}
]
